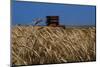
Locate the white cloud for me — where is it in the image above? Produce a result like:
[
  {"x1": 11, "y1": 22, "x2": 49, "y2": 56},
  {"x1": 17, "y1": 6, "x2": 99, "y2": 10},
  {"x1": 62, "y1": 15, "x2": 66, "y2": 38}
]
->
[{"x1": 16, "y1": 0, "x2": 96, "y2": 5}]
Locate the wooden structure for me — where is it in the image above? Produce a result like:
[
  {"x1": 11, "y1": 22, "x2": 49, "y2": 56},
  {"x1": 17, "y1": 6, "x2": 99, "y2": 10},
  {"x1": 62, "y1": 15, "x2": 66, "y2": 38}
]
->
[{"x1": 46, "y1": 16, "x2": 59, "y2": 27}]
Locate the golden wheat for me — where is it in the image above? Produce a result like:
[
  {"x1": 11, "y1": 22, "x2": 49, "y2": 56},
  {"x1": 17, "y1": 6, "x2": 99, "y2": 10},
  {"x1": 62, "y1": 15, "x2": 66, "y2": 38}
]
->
[{"x1": 11, "y1": 26, "x2": 96, "y2": 65}]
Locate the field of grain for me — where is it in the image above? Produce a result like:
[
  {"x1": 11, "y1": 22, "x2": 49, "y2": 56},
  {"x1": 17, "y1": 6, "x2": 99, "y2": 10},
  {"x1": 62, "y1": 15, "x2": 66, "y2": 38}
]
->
[{"x1": 11, "y1": 26, "x2": 96, "y2": 66}]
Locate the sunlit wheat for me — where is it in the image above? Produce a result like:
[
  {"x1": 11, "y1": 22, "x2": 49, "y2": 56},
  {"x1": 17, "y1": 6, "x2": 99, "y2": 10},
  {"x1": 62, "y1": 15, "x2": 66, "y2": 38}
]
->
[{"x1": 11, "y1": 26, "x2": 96, "y2": 65}]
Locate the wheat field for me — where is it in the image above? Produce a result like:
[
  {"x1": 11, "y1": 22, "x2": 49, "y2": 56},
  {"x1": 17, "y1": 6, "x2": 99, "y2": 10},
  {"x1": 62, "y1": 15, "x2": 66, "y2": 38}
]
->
[{"x1": 11, "y1": 26, "x2": 96, "y2": 66}]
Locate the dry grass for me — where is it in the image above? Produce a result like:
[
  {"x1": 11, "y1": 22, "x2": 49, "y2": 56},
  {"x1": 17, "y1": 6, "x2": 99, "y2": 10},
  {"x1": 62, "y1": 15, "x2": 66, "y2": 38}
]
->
[{"x1": 11, "y1": 26, "x2": 96, "y2": 66}]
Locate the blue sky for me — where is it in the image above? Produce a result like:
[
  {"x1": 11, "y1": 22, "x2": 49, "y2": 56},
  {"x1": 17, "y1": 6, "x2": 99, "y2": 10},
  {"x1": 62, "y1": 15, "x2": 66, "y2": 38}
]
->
[{"x1": 12, "y1": 1, "x2": 96, "y2": 26}]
